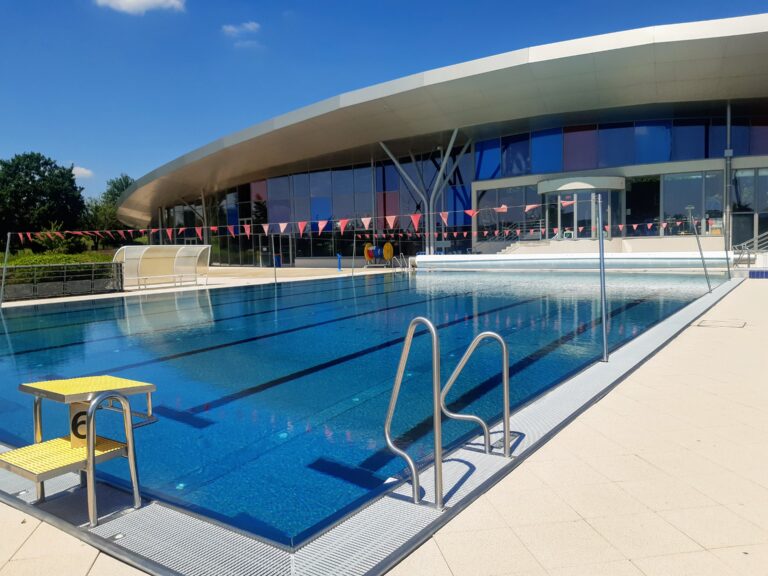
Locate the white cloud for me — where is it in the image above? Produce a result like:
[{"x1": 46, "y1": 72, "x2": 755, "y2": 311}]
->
[
  {"x1": 222, "y1": 21, "x2": 261, "y2": 37},
  {"x1": 73, "y1": 166, "x2": 94, "y2": 179},
  {"x1": 94, "y1": 0, "x2": 185, "y2": 16}
]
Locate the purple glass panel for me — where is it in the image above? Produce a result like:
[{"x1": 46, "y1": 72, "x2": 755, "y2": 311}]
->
[{"x1": 563, "y1": 125, "x2": 598, "y2": 171}]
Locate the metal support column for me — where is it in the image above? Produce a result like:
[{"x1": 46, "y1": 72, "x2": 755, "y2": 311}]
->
[
  {"x1": 0, "y1": 232, "x2": 11, "y2": 306},
  {"x1": 596, "y1": 193, "x2": 609, "y2": 362},
  {"x1": 724, "y1": 102, "x2": 733, "y2": 277}
]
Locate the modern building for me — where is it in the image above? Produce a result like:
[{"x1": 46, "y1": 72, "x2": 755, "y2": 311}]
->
[{"x1": 117, "y1": 14, "x2": 768, "y2": 266}]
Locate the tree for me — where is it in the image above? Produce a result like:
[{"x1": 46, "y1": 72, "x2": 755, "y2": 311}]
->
[
  {"x1": 83, "y1": 173, "x2": 134, "y2": 250},
  {"x1": 0, "y1": 153, "x2": 86, "y2": 245}
]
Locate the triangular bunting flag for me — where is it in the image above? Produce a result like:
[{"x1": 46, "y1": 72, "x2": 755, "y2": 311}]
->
[
  {"x1": 227, "y1": 225, "x2": 236, "y2": 237},
  {"x1": 17, "y1": 233, "x2": 23, "y2": 243},
  {"x1": 646, "y1": 223, "x2": 653, "y2": 230},
  {"x1": 464, "y1": 209, "x2": 478, "y2": 218},
  {"x1": 338, "y1": 219, "x2": 349, "y2": 235},
  {"x1": 261, "y1": 223, "x2": 269, "y2": 235},
  {"x1": 317, "y1": 220, "x2": 328, "y2": 234},
  {"x1": 165, "y1": 228, "x2": 173, "y2": 240},
  {"x1": 439, "y1": 212, "x2": 449, "y2": 225},
  {"x1": 279, "y1": 222, "x2": 288, "y2": 234},
  {"x1": 524, "y1": 204, "x2": 540, "y2": 213},
  {"x1": 494, "y1": 205, "x2": 508, "y2": 213},
  {"x1": 410, "y1": 213, "x2": 421, "y2": 231},
  {"x1": 298, "y1": 221, "x2": 308, "y2": 237},
  {"x1": 243, "y1": 224, "x2": 251, "y2": 238},
  {"x1": 195, "y1": 227, "x2": 203, "y2": 240},
  {"x1": 385, "y1": 215, "x2": 397, "y2": 229},
  {"x1": 361, "y1": 217, "x2": 372, "y2": 230}
]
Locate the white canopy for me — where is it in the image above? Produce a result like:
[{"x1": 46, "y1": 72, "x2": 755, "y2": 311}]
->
[{"x1": 113, "y1": 245, "x2": 211, "y2": 288}]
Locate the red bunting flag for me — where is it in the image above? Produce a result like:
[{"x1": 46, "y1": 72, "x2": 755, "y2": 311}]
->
[
  {"x1": 55, "y1": 231, "x2": 65, "y2": 239},
  {"x1": 494, "y1": 205, "x2": 508, "y2": 213},
  {"x1": 17, "y1": 233, "x2": 24, "y2": 244},
  {"x1": 365, "y1": 234, "x2": 370, "y2": 239},
  {"x1": 675, "y1": 221, "x2": 682, "y2": 227},
  {"x1": 578, "y1": 226, "x2": 584, "y2": 233},
  {"x1": 632, "y1": 224, "x2": 638, "y2": 231},
  {"x1": 374, "y1": 233, "x2": 378, "y2": 239},
  {"x1": 494, "y1": 230, "x2": 500, "y2": 236},
  {"x1": 118, "y1": 230, "x2": 126, "y2": 240},
  {"x1": 26, "y1": 232, "x2": 33, "y2": 242},
  {"x1": 94, "y1": 231, "x2": 104, "y2": 239},
  {"x1": 317, "y1": 220, "x2": 328, "y2": 234},
  {"x1": 356, "y1": 234, "x2": 361, "y2": 239},
  {"x1": 439, "y1": 212, "x2": 449, "y2": 225},
  {"x1": 433, "y1": 232, "x2": 439, "y2": 238},
  {"x1": 604, "y1": 225, "x2": 609, "y2": 232},
  {"x1": 618, "y1": 224, "x2": 624, "y2": 231},
  {"x1": 442, "y1": 232, "x2": 448, "y2": 239},
  {"x1": 279, "y1": 222, "x2": 288, "y2": 234},
  {"x1": 298, "y1": 221, "x2": 308, "y2": 237},
  {"x1": 515, "y1": 229, "x2": 521, "y2": 236},
  {"x1": 150, "y1": 228, "x2": 159, "y2": 235},
  {"x1": 261, "y1": 223, "x2": 268, "y2": 235},
  {"x1": 46, "y1": 232, "x2": 54, "y2": 240},
  {"x1": 553, "y1": 227, "x2": 559, "y2": 234},
  {"x1": 139, "y1": 229, "x2": 146, "y2": 235},
  {"x1": 662, "y1": 222, "x2": 668, "y2": 229},
  {"x1": 646, "y1": 223, "x2": 653, "y2": 230},
  {"x1": 410, "y1": 213, "x2": 421, "y2": 231},
  {"x1": 195, "y1": 227, "x2": 203, "y2": 240},
  {"x1": 385, "y1": 215, "x2": 397, "y2": 229},
  {"x1": 561, "y1": 200, "x2": 575, "y2": 207},
  {"x1": 165, "y1": 228, "x2": 173, "y2": 240},
  {"x1": 361, "y1": 217, "x2": 372, "y2": 230},
  {"x1": 105, "y1": 230, "x2": 115, "y2": 240},
  {"x1": 464, "y1": 231, "x2": 469, "y2": 237},
  {"x1": 453, "y1": 232, "x2": 458, "y2": 238},
  {"x1": 483, "y1": 231, "x2": 489, "y2": 237},
  {"x1": 473, "y1": 231, "x2": 478, "y2": 237},
  {"x1": 464, "y1": 209, "x2": 478, "y2": 217},
  {"x1": 524, "y1": 204, "x2": 541, "y2": 213},
  {"x1": 128, "y1": 230, "x2": 134, "y2": 238},
  {"x1": 227, "y1": 225, "x2": 236, "y2": 237},
  {"x1": 540, "y1": 228, "x2": 546, "y2": 235},
  {"x1": 178, "y1": 228, "x2": 186, "y2": 235},
  {"x1": 338, "y1": 218, "x2": 349, "y2": 235},
  {"x1": 210, "y1": 226, "x2": 218, "y2": 232},
  {"x1": 243, "y1": 224, "x2": 251, "y2": 238}
]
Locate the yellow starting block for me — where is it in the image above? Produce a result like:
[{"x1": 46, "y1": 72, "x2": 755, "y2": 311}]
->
[{"x1": 0, "y1": 376, "x2": 156, "y2": 527}]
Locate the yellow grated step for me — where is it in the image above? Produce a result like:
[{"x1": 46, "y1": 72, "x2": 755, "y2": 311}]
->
[{"x1": 0, "y1": 436, "x2": 125, "y2": 477}]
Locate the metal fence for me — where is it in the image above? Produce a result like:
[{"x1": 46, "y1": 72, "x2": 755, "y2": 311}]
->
[{"x1": 0, "y1": 262, "x2": 124, "y2": 302}]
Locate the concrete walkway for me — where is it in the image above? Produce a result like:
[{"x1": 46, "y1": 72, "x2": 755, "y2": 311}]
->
[
  {"x1": 1, "y1": 279, "x2": 766, "y2": 575},
  {"x1": 388, "y1": 278, "x2": 768, "y2": 576}
]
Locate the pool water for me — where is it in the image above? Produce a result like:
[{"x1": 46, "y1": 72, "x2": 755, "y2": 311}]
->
[{"x1": 0, "y1": 271, "x2": 722, "y2": 546}]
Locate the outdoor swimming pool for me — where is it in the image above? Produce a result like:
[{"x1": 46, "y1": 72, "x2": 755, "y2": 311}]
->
[{"x1": 0, "y1": 271, "x2": 724, "y2": 546}]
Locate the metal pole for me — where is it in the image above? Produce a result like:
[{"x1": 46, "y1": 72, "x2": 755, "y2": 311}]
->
[
  {"x1": 0, "y1": 232, "x2": 11, "y2": 306},
  {"x1": 596, "y1": 193, "x2": 609, "y2": 362},
  {"x1": 352, "y1": 226, "x2": 356, "y2": 277},
  {"x1": 688, "y1": 207, "x2": 712, "y2": 293},
  {"x1": 271, "y1": 234, "x2": 277, "y2": 285}
]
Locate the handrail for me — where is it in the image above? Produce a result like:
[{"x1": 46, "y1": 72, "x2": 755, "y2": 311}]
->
[
  {"x1": 384, "y1": 317, "x2": 443, "y2": 509},
  {"x1": 439, "y1": 332, "x2": 511, "y2": 457},
  {"x1": 86, "y1": 391, "x2": 141, "y2": 527}
]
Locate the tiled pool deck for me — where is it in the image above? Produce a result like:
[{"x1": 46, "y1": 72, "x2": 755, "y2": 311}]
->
[{"x1": 1, "y1": 278, "x2": 767, "y2": 575}]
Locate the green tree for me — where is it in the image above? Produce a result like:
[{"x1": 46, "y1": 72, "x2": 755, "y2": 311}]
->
[
  {"x1": 0, "y1": 153, "x2": 86, "y2": 246},
  {"x1": 83, "y1": 173, "x2": 134, "y2": 250}
]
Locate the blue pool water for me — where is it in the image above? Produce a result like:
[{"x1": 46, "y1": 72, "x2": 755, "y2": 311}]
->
[{"x1": 0, "y1": 271, "x2": 722, "y2": 546}]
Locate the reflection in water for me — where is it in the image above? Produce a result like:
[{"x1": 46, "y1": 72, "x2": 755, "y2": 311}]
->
[{"x1": 118, "y1": 290, "x2": 214, "y2": 336}]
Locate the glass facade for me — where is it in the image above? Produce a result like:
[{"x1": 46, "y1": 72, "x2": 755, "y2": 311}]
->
[{"x1": 155, "y1": 108, "x2": 768, "y2": 265}]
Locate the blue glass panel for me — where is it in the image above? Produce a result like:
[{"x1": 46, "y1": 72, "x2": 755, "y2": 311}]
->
[
  {"x1": 732, "y1": 122, "x2": 750, "y2": 157},
  {"x1": 267, "y1": 176, "x2": 291, "y2": 222},
  {"x1": 531, "y1": 128, "x2": 563, "y2": 174},
  {"x1": 310, "y1": 197, "x2": 333, "y2": 224},
  {"x1": 332, "y1": 168, "x2": 354, "y2": 218},
  {"x1": 635, "y1": 121, "x2": 671, "y2": 164},
  {"x1": 474, "y1": 138, "x2": 501, "y2": 180},
  {"x1": 752, "y1": 121, "x2": 768, "y2": 155},
  {"x1": 501, "y1": 133, "x2": 530, "y2": 177},
  {"x1": 376, "y1": 162, "x2": 399, "y2": 192},
  {"x1": 447, "y1": 185, "x2": 471, "y2": 226},
  {"x1": 309, "y1": 170, "x2": 332, "y2": 197},
  {"x1": 671, "y1": 120, "x2": 706, "y2": 161},
  {"x1": 563, "y1": 125, "x2": 598, "y2": 171},
  {"x1": 353, "y1": 166, "x2": 372, "y2": 217},
  {"x1": 226, "y1": 191, "x2": 238, "y2": 226},
  {"x1": 598, "y1": 123, "x2": 634, "y2": 167},
  {"x1": 709, "y1": 122, "x2": 726, "y2": 158}
]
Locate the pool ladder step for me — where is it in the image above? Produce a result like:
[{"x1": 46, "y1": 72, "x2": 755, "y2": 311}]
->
[{"x1": 383, "y1": 317, "x2": 511, "y2": 509}]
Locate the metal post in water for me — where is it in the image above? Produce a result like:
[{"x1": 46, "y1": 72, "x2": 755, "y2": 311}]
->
[
  {"x1": 595, "y1": 193, "x2": 609, "y2": 362},
  {"x1": 0, "y1": 232, "x2": 11, "y2": 306},
  {"x1": 270, "y1": 234, "x2": 277, "y2": 285},
  {"x1": 352, "y1": 228, "x2": 356, "y2": 277},
  {"x1": 688, "y1": 206, "x2": 712, "y2": 293}
]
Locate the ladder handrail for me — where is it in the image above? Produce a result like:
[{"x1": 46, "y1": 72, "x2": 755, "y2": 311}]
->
[
  {"x1": 439, "y1": 332, "x2": 511, "y2": 458},
  {"x1": 384, "y1": 317, "x2": 443, "y2": 509},
  {"x1": 86, "y1": 391, "x2": 141, "y2": 527}
]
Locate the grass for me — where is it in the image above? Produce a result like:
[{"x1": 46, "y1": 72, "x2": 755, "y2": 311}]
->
[{"x1": 3, "y1": 251, "x2": 116, "y2": 266}]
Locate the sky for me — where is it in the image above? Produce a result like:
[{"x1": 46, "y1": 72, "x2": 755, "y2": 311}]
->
[{"x1": 0, "y1": 0, "x2": 766, "y2": 198}]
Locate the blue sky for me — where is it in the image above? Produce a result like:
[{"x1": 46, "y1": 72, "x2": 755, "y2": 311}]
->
[{"x1": 0, "y1": 0, "x2": 765, "y2": 197}]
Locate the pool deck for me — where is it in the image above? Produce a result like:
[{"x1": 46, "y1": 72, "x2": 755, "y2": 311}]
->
[
  {"x1": 0, "y1": 278, "x2": 766, "y2": 575},
  {"x1": 388, "y1": 278, "x2": 768, "y2": 576}
]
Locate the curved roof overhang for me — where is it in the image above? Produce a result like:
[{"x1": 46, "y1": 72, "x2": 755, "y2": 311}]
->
[{"x1": 118, "y1": 14, "x2": 768, "y2": 226}]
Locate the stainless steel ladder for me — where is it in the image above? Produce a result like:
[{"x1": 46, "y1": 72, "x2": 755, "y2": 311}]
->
[
  {"x1": 384, "y1": 317, "x2": 444, "y2": 508},
  {"x1": 440, "y1": 332, "x2": 511, "y2": 458},
  {"x1": 384, "y1": 318, "x2": 512, "y2": 509}
]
